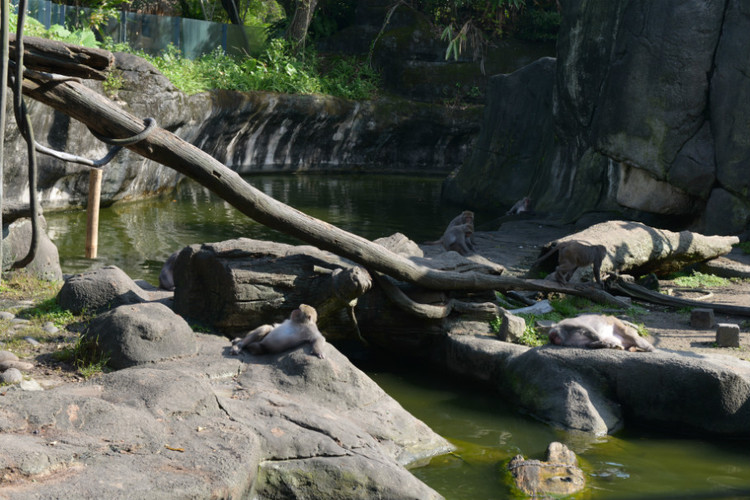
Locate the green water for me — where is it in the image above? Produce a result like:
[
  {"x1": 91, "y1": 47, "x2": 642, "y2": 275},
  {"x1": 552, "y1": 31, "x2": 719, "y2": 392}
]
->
[{"x1": 45, "y1": 174, "x2": 750, "y2": 500}]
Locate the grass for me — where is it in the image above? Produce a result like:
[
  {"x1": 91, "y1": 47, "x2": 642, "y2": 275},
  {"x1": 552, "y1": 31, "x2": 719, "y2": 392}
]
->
[
  {"x1": 669, "y1": 270, "x2": 730, "y2": 288},
  {"x1": 490, "y1": 294, "x2": 650, "y2": 347},
  {"x1": 0, "y1": 271, "x2": 107, "y2": 378}
]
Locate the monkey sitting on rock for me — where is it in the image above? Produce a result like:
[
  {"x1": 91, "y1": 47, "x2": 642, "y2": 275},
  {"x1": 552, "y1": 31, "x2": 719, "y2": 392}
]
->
[
  {"x1": 231, "y1": 304, "x2": 326, "y2": 358},
  {"x1": 547, "y1": 314, "x2": 655, "y2": 352},
  {"x1": 426, "y1": 210, "x2": 476, "y2": 256}
]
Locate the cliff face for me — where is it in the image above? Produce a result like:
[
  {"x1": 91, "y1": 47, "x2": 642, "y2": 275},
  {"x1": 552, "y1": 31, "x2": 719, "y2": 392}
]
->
[
  {"x1": 444, "y1": 0, "x2": 750, "y2": 236},
  {"x1": 2, "y1": 52, "x2": 481, "y2": 219}
]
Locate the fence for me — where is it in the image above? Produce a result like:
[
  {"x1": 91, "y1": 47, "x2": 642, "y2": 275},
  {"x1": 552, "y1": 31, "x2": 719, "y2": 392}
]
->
[{"x1": 14, "y1": 0, "x2": 265, "y2": 58}]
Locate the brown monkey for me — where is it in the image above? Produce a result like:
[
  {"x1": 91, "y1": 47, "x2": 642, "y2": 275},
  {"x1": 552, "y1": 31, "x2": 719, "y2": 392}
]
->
[
  {"x1": 231, "y1": 304, "x2": 326, "y2": 358},
  {"x1": 547, "y1": 314, "x2": 655, "y2": 352},
  {"x1": 426, "y1": 210, "x2": 476, "y2": 254},
  {"x1": 506, "y1": 196, "x2": 533, "y2": 215},
  {"x1": 535, "y1": 241, "x2": 607, "y2": 285}
]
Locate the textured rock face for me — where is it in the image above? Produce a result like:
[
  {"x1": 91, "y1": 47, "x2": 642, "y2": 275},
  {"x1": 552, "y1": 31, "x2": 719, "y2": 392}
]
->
[
  {"x1": 445, "y1": 0, "x2": 750, "y2": 235},
  {"x1": 2, "y1": 50, "x2": 480, "y2": 214}
]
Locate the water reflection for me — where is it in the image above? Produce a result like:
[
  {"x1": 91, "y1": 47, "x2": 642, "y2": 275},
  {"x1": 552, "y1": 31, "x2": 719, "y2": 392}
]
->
[{"x1": 46, "y1": 174, "x2": 455, "y2": 284}]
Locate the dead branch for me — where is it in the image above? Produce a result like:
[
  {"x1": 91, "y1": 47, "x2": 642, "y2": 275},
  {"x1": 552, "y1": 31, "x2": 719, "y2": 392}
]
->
[{"x1": 611, "y1": 278, "x2": 750, "y2": 317}]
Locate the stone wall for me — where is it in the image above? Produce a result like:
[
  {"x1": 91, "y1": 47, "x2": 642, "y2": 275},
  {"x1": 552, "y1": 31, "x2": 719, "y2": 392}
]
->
[
  {"x1": 2, "y1": 51, "x2": 481, "y2": 218},
  {"x1": 444, "y1": 0, "x2": 750, "y2": 236}
]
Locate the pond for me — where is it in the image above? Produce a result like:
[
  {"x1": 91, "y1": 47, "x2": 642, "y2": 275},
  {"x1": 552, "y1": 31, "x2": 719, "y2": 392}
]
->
[{"x1": 45, "y1": 174, "x2": 750, "y2": 499}]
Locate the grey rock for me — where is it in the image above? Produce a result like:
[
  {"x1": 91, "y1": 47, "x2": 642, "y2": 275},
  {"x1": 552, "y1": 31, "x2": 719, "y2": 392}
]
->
[
  {"x1": 716, "y1": 324, "x2": 741, "y2": 348},
  {"x1": 0, "y1": 334, "x2": 450, "y2": 499},
  {"x1": 18, "y1": 379, "x2": 43, "y2": 391},
  {"x1": 24, "y1": 337, "x2": 41, "y2": 346},
  {"x1": 84, "y1": 302, "x2": 197, "y2": 369},
  {"x1": 1, "y1": 216, "x2": 63, "y2": 282},
  {"x1": 57, "y1": 265, "x2": 151, "y2": 315},
  {"x1": 691, "y1": 308, "x2": 715, "y2": 329},
  {"x1": 440, "y1": 334, "x2": 750, "y2": 437},
  {"x1": 0, "y1": 367, "x2": 23, "y2": 384},
  {"x1": 0, "y1": 350, "x2": 19, "y2": 362},
  {"x1": 0, "y1": 311, "x2": 15, "y2": 321},
  {"x1": 0, "y1": 360, "x2": 34, "y2": 371}
]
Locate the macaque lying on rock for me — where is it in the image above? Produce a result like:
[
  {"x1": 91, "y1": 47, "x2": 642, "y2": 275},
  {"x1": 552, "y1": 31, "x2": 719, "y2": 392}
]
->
[
  {"x1": 231, "y1": 304, "x2": 326, "y2": 358},
  {"x1": 548, "y1": 314, "x2": 655, "y2": 352}
]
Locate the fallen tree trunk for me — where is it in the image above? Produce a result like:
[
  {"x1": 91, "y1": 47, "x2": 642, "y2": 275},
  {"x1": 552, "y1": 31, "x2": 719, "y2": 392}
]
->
[{"x1": 20, "y1": 71, "x2": 629, "y2": 306}]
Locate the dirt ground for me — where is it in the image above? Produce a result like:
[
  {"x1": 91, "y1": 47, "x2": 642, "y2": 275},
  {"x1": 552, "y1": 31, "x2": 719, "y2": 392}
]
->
[
  {"x1": 477, "y1": 219, "x2": 750, "y2": 360},
  {"x1": 2, "y1": 218, "x2": 749, "y2": 391}
]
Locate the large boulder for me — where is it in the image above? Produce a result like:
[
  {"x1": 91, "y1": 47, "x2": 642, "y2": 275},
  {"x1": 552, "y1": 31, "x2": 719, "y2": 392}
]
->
[
  {"x1": 0, "y1": 333, "x2": 451, "y2": 499},
  {"x1": 444, "y1": 0, "x2": 750, "y2": 235},
  {"x1": 1, "y1": 216, "x2": 62, "y2": 281},
  {"x1": 84, "y1": 302, "x2": 197, "y2": 369},
  {"x1": 439, "y1": 334, "x2": 750, "y2": 436},
  {"x1": 57, "y1": 265, "x2": 151, "y2": 314}
]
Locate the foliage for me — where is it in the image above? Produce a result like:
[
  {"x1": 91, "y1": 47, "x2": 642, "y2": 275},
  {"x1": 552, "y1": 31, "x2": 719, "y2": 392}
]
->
[
  {"x1": 735, "y1": 242, "x2": 750, "y2": 255},
  {"x1": 53, "y1": 334, "x2": 110, "y2": 379},
  {"x1": 670, "y1": 270, "x2": 730, "y2": 288},
  {"x1": 16, "y1": 298, "x2": 76, "y2": 327},
  {"x1": 144, "y1": 40, "x2": 379, "y2": 99}
]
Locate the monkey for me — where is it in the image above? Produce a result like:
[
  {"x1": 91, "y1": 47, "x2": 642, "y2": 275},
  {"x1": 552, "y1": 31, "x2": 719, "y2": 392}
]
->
[
  {"x1": 230, "y1": 304, "x2": 326, "y2": 358},
  {"x1": 535, "y1": 241, "x2": 607, "y2": 285},
  {"x1": 547, "y1": 314, "x2": 655, "y2": 352},
  {"x1": 506, "y1": 196, "x2": 533, "y2": 216},
  {"x1": 426, "y1": 210, "x2": 477, "y2": 255},
  {"x1": 158, "y1": 250, "x2": 179, "y2": 291}
]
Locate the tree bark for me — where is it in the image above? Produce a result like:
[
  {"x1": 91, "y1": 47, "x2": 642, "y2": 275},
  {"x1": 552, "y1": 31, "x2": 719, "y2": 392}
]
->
[
  {"x1": 286, "y1": 0, "x2": 318, "y2": 47},
  {"x1": 19, "y1": 72, "x2": 628, "y2": 306},
  {"x1": 9, "y1": 34, "x2": 114, "y2": 80}
]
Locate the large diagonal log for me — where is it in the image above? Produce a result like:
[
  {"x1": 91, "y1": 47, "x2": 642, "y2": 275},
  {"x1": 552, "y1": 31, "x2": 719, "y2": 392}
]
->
[{"x1": 20, "y1": 74, "x2": 627, "y2": 306}]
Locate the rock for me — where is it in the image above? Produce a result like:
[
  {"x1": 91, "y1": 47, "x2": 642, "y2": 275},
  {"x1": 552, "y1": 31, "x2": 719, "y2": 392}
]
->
[
  {"x1": 0, "y1": 360, "x2": 34, "y2": 371},
  {"x1": 173, "y1": 238, "x2": 372, "y2": 335},
  {"x1": 716, "y1": 324, "x2": 741, "y2": 348},
  {"x1": 24, "y1": 337, "x2": 41, "y2": 346},
  {"x1": 443, "y1": 0, "x2": 750, "y2": 235},
  {"x1": 691, "y1": 308, "x2": 715, "y2": 329},
  {"x1": 0, "y1": 334, "x2": 450, "y2": 499},
  {"x1": 1, "y1": 216, "x2": 63, "y2": 281},
  {"x1": 0, "y1": 311, "x2": 14, "y2": 321},
  {"x1": 57, "y1": 265, "x2": 152, "y2": 314},
  {"x1": 442, "y1": 57, "x2": 558, "y2": 213},
  {"x1": 43, "y1": 321, "x2": 59, "y2": 334},
  {"x1": 0, "y1": 350, "x2": 19, "y2": 362},
  {"x1": 84, "y1": 302, "x2": 197, "y2": 369},
  {"x1": 497, "y1": 311, "x2": 526, "y2": 343},
  {"x1": 18, "y1": 379, "x2": 43, "y2": 391},
  {"x1": 508, "y1": 441, "x2": 585, "y2": 497},
  {"x1": 0, "y1": 368, "x2": 23, "y2": 384},
  {"x1": 439, "y1": 333, "x2": 750, "y2": 436}
]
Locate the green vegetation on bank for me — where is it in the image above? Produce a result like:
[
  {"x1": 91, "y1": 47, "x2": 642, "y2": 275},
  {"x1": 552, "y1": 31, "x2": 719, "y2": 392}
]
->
[
  {"x1": 138, "y1": 40, "x2": 380, "y2": 98},
  {"x1": 491, "y1": 294, "x2": 648, "y2": 347},
  {"x1": 0, "y1": 271, "x2": 107, "y2": 379},
  {"x1": 9, "y1": 6, "x2": 380, "y2": 100}
]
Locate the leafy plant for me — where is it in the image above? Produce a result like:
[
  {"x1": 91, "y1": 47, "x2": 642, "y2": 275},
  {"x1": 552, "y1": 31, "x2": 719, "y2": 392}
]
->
[
  {"x1": 55, "y1": 334, "x2": 110, "y2": 379},
  {"x1": 735, "y1": 242, "x2": 750, "y2": 255}
]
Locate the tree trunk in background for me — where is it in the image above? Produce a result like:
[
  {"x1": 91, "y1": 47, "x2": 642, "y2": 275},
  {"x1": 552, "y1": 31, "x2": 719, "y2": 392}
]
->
[{"x1": 286, "y1": 0, "x2": 318, "y2": 47}]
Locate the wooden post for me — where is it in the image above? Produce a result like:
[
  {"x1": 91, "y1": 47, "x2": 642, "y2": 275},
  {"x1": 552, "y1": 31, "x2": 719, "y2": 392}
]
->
[{"x1": 85, "y1": 168, "x2": 102, "y2": 259}]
